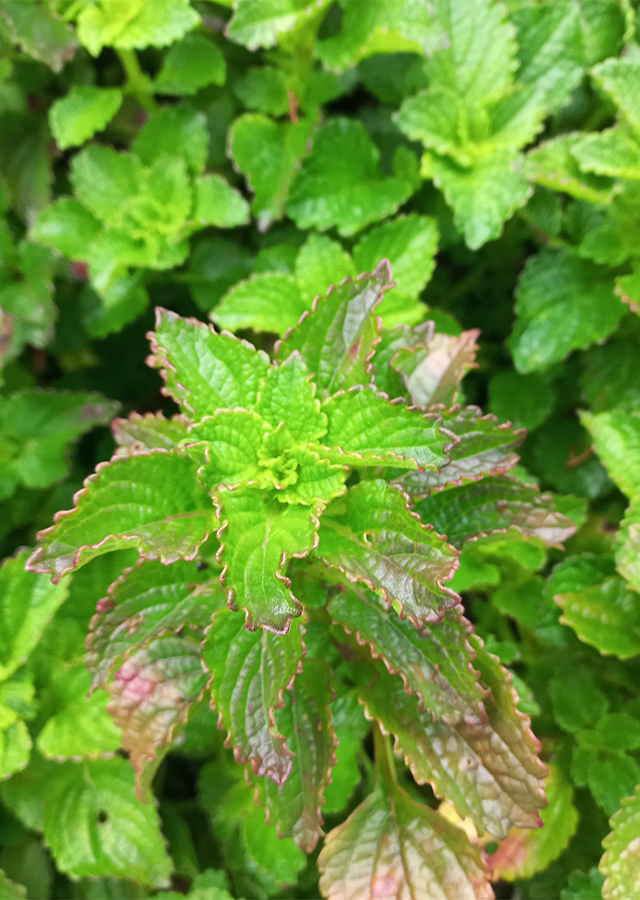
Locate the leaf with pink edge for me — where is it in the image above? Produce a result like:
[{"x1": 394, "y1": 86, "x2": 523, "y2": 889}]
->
[
  {"x1": 27, "y1": 451, "x2": 214, "y2": 582},
  {"x1": 109, "y1": 634, "x2": 209, "y2": 798},
  {"x1": 147, "y1": 308, "x2": 270, "y2": 418},
  {"x1": 601, "y1": 784, "x2": 640, "y2": 900},
  {"x1": 111, "y1": 412, "x2": 189, "y2": 453},
  {"x1": 391, "y1": 330, "x2": 480, "y2": 408},
  {"x1": 316, "y1": 480, "x2": 460, "y2": 628},
  {"x1": 414, "y1": 475, "x2": 576, "y2": 548},
  {"x1": 249, "y1": 658, "x2": 336, "y2": 853},
  {"x1": 202, "y1": 607, "x2": 306, "y2": 785},
  {"x1": 328, "y1": 593, "x2": 485, "y2": 724},
  {"x1": 215, "y1": 488, "x2": 318, "y2": 633},
  {"x1": 275, "y1": 263, "x2": 391, "y2": 396},
  {"x1": 86, "y1": 559, "x2": 224, "y2": 689}
]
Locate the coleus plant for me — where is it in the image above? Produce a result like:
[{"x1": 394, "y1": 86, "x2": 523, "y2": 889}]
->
[{"x1": 27, "y1": 262, "x2": 575, "y2": 897}]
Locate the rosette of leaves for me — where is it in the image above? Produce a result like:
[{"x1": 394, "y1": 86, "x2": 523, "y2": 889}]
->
[{"x1": 27, "y1": 261, "x2": 575, "y2": 898}]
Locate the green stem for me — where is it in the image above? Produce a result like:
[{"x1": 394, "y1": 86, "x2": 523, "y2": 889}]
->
[
  {"x1": 373, "y1": 724, "x2": 398, "y2": 795},
  {"x1": 118, "y1": 48, "x2": 155, "y2": 114}
]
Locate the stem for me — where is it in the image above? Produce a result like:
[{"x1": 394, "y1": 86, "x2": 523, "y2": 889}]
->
[
  {"x1": 118, "y1": 48, "x2": 155, "y2": 114},
  {"x1": 373, "y1": 724, "x2": 398, "y2": 795}
]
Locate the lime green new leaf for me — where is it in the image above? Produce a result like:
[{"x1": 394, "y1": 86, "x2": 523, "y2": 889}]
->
[
  {"x1": 0, "y1": 869, "x2": 26, "y2": 900},
  {"x1": 226, "y1": 0, "x2": 324, "y2": 50},
  {"x1": 155, "y1": 33, "x2": 226, "y2": 95},
  {"x1": 509, "y1": 249, "x2": 626, "y2": 373},
  {"x1": 294, "y1": 233, "x2": 356, "y2": 306},
  {"x1": 592, "y1": 58, "x2": 640, "y2": 141},
  {"x1": 203, "y1": 607, "x2": 305, "y2": 783},
  {"x1": 185, "y1": 410, "x2": 267, "y2": 491},
  {"x1": 524, "y1": 134, "x2": 618, "y2": 203},
  {"x1": 276, "y1": 264, "x2": 391, "y2": 396},
  {"x1": 328, "y1": 594, "x2": 485, "y2": 724},
  {"x1": 43, "y1": 757, "x2": 172, "y2": 885},
  {"x1": 27, "y1": 451, "x2": 213, "y2": 581},
  {"x1": 581, "y1": 410, "x2": 640, "y2": 499},
  {"x1": 317, "y1": 481, "x2": 459, "y2": 628},
  {"x1": 286, "y1": 118, "x2": 414, "y2": 237},
  {"x1": 76, "y1": 0, "x2": 200, "y2": 56},
  {"x1": 601, "y1": 784, "x2": 640, "y2": 900},
  {"x1": 112, "y1": 413, "x2": 188, "y2": 453},
  {"x1": 229, "y1": 113, "x2": 313, "y2": 230},
  {"x1": 390, "y1": 330, "x2": 479, "y2": 408},
  {"x1": 49, "y1": 86, "x2": 123, "y2": 150},
  {"x1": 255, "y1": 354, "x2": 328, "y2": 443},
  {"x1": 249, "y1": 658, "x2": 336, "y2": 853},
  {"x1": 490, "y1": 765, "x2": 578, "y2": 881},
  {"x1": 212, "y1": 273, "x2": 307, "y2": 336},
  {"x1": 109, "y1": 635, "x2": 208, "y2": 795},
  {"x1": 215, "y1": 488, "x2": 318, "y2": 632},
  {"x1": 32, "y1": 198, "x2": 102, "y2": 260},
  {"x1": 132, "y1": 105, "x2": 208, "y2": 177},
  {"x1": 0, "y1": 0, "x2": 76, "y2": 70},
  {"x1": 70, "y1": 145, "x2": 143, "y2": 228},
  {"x1": 0, "y1": 717, "x2": 31, "y2": 781},
  {"x1": 571, "y1": 128, "x2": 640, "y2": 180},
  {"x1": 148, "y1": 308, "x2": 270, "y2": 417},
  {"x1": 86, "y1": 559, "x2": 222, "y2": 688},
  {"x1": 193, "y1": 175, "x2": 249, "y2": 229},
  {"x1": 555, "y1": 574, "x2": 640, "y2": 658},
  {"x1": 0, "y1": 551, "x2": 68, "y2": 681},
  {"x1": 324, "y1": 388, "x2": 450, "y2": 472}
]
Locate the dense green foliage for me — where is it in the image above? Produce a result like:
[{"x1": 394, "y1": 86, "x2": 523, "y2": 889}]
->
[{"x1": 1, "y1": 0, "x2": 640, "y2": 898}]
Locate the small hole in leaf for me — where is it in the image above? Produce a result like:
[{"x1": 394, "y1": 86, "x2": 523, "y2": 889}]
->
[{"x1": 97, "y1": 810, "x2": 108, "y2": 824}]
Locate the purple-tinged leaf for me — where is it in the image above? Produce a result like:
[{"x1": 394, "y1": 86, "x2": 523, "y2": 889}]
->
[
  {"x1": 391, "y1": 329, "x2": 480, "y2": 408},
  {"x1": 27, "y1": 451, "x2": 214, "y2": 582},
  {"x1": 86, "y1": 559, "x2": 224, "y2": 689},
  {"x1": 185, "y1": 410, "x2": 267, "y2": 491},
  {"x1": 109, "y1": 635, "x2": 208, "y2": 799},
  {"x1": 322, "y1": 386, "x2": 452, "y2": 470},
  {"x1": 255, "y1": 353, "x2": 328, "y2": 443},
  {"x1": 111, "y1": 412, "x2": 189, "y2": 453},
  {"x1": 147, "y1": 308, "x2": 270, "y2": 418},
  {"x1": 328, "y1": 593, "x2": 485, "y2": 724},
  {"x1": 249, "y1": 658, "x2": 337, "y2": 853},
  {"x1": 202, "y1": 607, "x2": 306, "y2": 785},
  {"x1": 414, "y1": 475, "x2": 575, "y2": 548},
  {"x1": 215, "y1": 488, "x2": 319, "y2": 633},
  {"x1": 371, "y1": 321, "x2": 435, "y2": 399},
  {"x1": 275, "y1": 262, "x2": 391, "y2": 397},
  {"x1": 317, "y1": 480, "x2": 460, "y2": 628}
]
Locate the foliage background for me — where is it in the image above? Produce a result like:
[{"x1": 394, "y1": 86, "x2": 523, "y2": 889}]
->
[{"x1": 1, "y1": 0, "x2": 640, "y2": 897}]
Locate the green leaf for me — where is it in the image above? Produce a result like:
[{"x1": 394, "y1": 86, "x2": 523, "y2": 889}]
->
[
  {"x1": 561, "y1": 869, "x2": 605, "y2": 900},
  {"x1": 27, "y1": 451, "x2": 213, "y2": 581},
  {"x1": 215, "y1": 489, "x2": 318, "y2": 632},
  {"x1": 185, "y1": 409, "x2": 267, "y2": 491},
  {"x1": 581, "y1": 410, "x2": 640, "y2": 499},
  {"x1": 132, "y1": 105, "x2": 208, "y2": 177},
  {"x1": 229, "y1": 113, "x2": 313, "y2": 230},
  {"x1": 212, "y1": 273, "x2": 307, "y2": 336},
  {"x1": 592, "y1": 57, "x2": 640, "y2": 141},
  {"x1": 76, "y1": 0, "x2": 200, "y2": 55},
  {"x1": 71, "y1": 145, "x2": 143, "y2": 227},
  {"x1": 328, "y1": 593, "x2": 485, "y2": 724},
  {"x1": 187, "y1": 236, "x2": 254, "y2": 313},
  {"x1": 601, "y1": 784, "x2": 640, "y2": 900},
  {"x1": 86, "y1": 559, "x2": 222, "y2": 688},
  {"x1": 323, "y1": 387, "x2": 451, "y2": 471},
  {"x1": 294, "y1": 232, "x2": 356, "y2": 307},
  {"x1": 192, "y1": 175, "x2": 249, "y2": 229},
  {"x1": 112, "y1": 413, "x2": 188, "y2": 453},
  {"x1": 109, "y1": 635, "x2": 208, "y2": 795},
  {"x1": 323, "y1": 690, "x2": 369, "y2": 814},
  {"x1": 234, "y1": 66, "x2": 289, "y2": 116},
  {"x1": 155, "y1": 33, "x2": 226, "y2": 95},
  {"x1": 249, "y1": 658, "x2": 336, "y2": 853},
  {"x1": 554, "y1": 574, "x2": 640, "y2": 659},
  {"x1": 489, "y1": 370, "x2": 555, "y2": 432},
  {"x1": 571, "y1": 127, "x2": 640, "y2": 180},
  {"x1": 32, "y1": 198, "x2": 102, "y2": 260},
  {"x1": 318, "y1": 750, "x2": 493, "y2": 900},
  {"x1": 0, "y1": 870, "x2": 26, "y2": 900},
  {"x1": 276, "y1": 264, "x2": 390, "y2": 396},
  {"x1": 509, "y1": 249, "x2": 626, "y2": 373},
  {"x1": 286, "y1": 118, "x2": 414, "y2": 237},
  {"x1": 156, "y1": 870, "x2": 233, "y2": 900},
  {"x1": 318, "y1": 480, "x2": 459, "y2": 628},
  {"x1": 225, "y1": 0, "x2": 322, "y2": 50},
  {"x1": 0, "y1": 708, "x2": 31, "y2": 781},
  {"x1": 490, "y1": 765, "x2": 578, "y2": 881},
  {"x1": 0, "y1": 551, "x2": 68, "y2": 681},
  {"x1": 550, "y1": 663, "x2": 610, "y2": 733},
  {"x1": 524, "y1": 133, "x2": 618, "y2": 203},
  {"x1": 586, "y1": 752, "x2": 640, "y2": 817},
  {"x1": 49, "y1": 86, "x2": 123, "y2": 150},
  {"x1": 617, "y1": 498, "x2": 640, "y2": 593},
  {"x1": 255, "y1": 353, "x2": 328, "y2": 443},
  {"x1": 202, "y1": 607, "x2": 305, "y2": 783},
  {"x1": 414, "y1": 475, "x2": 574, "y2": 548},
  {"x1": 390, "y1": 330, "x2": 479, "y2": 408},
  {"x1": 148, "y1": 308, "x2": 270, "y2": 417},
  {"x1": 0, "y1": 0, "x2": 77, "y2": 71},
  {"x1": 43, "y1": 757, "x2": 172, "y2": 885}
]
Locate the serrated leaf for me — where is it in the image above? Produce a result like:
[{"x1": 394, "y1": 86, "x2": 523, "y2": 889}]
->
[
  {"x1": 76, "y1": 0, "x2": 200, "y2": 55},
  {"x1": 49, "y1": 86, "x2": 123, "y2": 150},
  {"x1": 490, "y1": 765, "x2": 578, "y2": 881},
  {"x1": 148, "y1": 308, "x2": 270, "y2": 417},
  {"x1": 601, "y1": 784, "x2": 640, "y2": 900},
  {"x1": 155, "y1": 33, "x2": 226, "y2": 95},
  {"x1": 572, "y1": 127, "x2": 640, "y2": 180},
  {"x1": 32, "y1": 198, "x2": 102, "y2": 260},
  {"x1": 294, "y1": 233, "x2": 356, "y2": 307},
  {"x1": 249, "y1": 658, "x2": 336, "y2": 853},
  {"x1": 27, "y1": 451, "x2": 213, "y2": 582},
  {"x1": 286, "y1": 118, "x2": 414, "y2": 236},
  {"x1": 317, "y1": 480, "x2": 459, "y2": 628},
  {"x1": 70, "y1": 145, "x2": 143, "y2": 227},
  {"x1": 276, "y1": 264, "x2": 390, "y2": 396},
  {"x1": 234, "y1": 65, "x2": 289, "y2": 116},
  {"x1": 192, "y1": 175, "x2": 249, "y2": 229},
  {"x1": 592, "y1": 57, "x2": 640, "y2": 141},
  {"x1": 203, "y1": 607, "x2": 305, "y2": 783},
  {"x1": 581, "y1": 410, "x2": 640, "y2": 499},
  {"x1": 215, "y1": 488, "x2": 318, "y2": 632},
  {"x1": 86, "y1": 559, "x2": 223, "y2": 689},
  {"x1": 109, "y1": 634, "x2": 208, "y2": 796},
  {"x1": 524, "y1": 134, "x2": 618, "y2": 203},
  {"x1": 617, "y1": 498, "x2": 640, "y2": 593},
  {"x1": 323, "y1": 689, "x2": 369, "y2": 815},
  {"x1": 0, "y1": 715, "x2": 31, "y2": 781},
  {"x1": 112, "y1": 413, "x2": 189, "y2": 453},
  {"x1": 185, "y1": 409, "x2": 267, "y2": 492},
  {"x1": 391, "y1": 330, "x2": 479, "y2": 408},
  {"x1": 226, "y1": 0, "x2": 322, "y2": 50},
  {"x1": 229, "y1": 113, "x2": 313, "y2": 230},
  {"x1": 318, "y1": 743, "x2": 493, "y2": 900},
  {"x1": 43, "y1": 757, "x2": 172, "y2": 885},
  {"x1": 212, "y1": 273, "x2": 307, "y2": 336},
  {"x1": 0, "y1": 551, "x2": 68, "y2": 681},
  {"x1": 554, "y1": 574, "x2": 640, "y2": 658},
  {"x1": 0, "y1": 0, "x2": 76, "y2": 71},
  {"x1": 255, "y1": 353, "x2": 328, "y2": 442},
  {"x1": 414, "y1": 475, "x2": 574, "y2": 548},
  {"x1": 509, "y1": 249, "x2": 626, "y2": 373},
  {"x1": 132, "y1": 104, "x2": 208, "y2": 177},
  {"x1": 328, "y1": 593, "x2": 485, "y2": 724}
]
